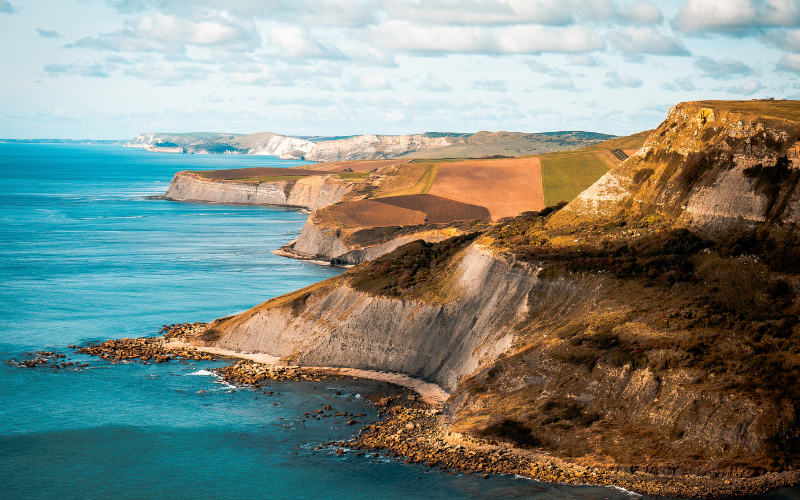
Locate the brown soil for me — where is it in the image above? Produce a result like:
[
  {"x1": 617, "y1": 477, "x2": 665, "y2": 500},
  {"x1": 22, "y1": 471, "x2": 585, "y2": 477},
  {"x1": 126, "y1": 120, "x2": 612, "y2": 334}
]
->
[
  {"x1": 328, "y1": 200, "x2": 426, "y2": 227},
  {"x1": 428, "y1": 158, "x2": 544, "y2": 221},
  {"x1": 329, "y1": 194, "x2": 490, "y2": 228}
]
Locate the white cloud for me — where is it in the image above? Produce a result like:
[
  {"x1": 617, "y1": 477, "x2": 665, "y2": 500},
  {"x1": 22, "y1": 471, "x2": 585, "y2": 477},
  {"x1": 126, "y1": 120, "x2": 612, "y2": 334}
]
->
[
  {"x1": 267, "y1": 96, "x2": 335, "y2": 107},
  {"x1": 68, "y1": 13, "x2": 260, "y2": 53},
  {"x1": 661, "y1": 77, "x2": 696, "y2": 91},
  {"x1": 268, "y1": 25, "x2": 344, "y2": 60},
  {"x1": 43, "y1": 61, "x2": 110, "y2": 78},
  {"x1": 673, "y1": 0, "x2": 800, "y2": 36},
  {"x1": 37, "y1": 29, "x2": 62, "y2": 38},
  {"x1": 342, "y1": 72, "x2": 392, "y2": 91},
  {"x1": 227, "y1": 65, "x2": 294, "y2": 86},
  {"x1": 472, "y1": 79, "x2": 509, "y2": 92},
  {"x1": 420, "y1": 72, "x2": 452, "y2": 92},
  {"x1": 542, "y1": 77, "x2": 578, "y2": 90},
  {"x1": 375, "y1": 0, "x2": 591, "y2": 26},
  {"x1": 607, "y1": 27, "x2": 691, "y2": 55},
  {"x1": 621, "y1": 0, "x2": 663, "y2": 24},
  {"x1": 108, "y1": 0, "x2": 376, "y2": 27},
  {"x1": 359, "y1": 22, "x2": 604, "y2": 55},
  {"x1": 527, "y1": 60, "x2": 569, "y2": 76},
  {"x1": 694, "y1": 55, "x2": 755, "y2": 79},
  {"x1": 762, "y1": 29, "x2": 800, "y2": 52},
  {"x1": 724, "y1": 79, "x2": 764, "y2": 95},
  {"x1": 604, "y1": 70, "x2": 643, "y2": 88},
  {"x1": 640, "y1": 101, "x2": 669, "y2": 112},
  {"x1": 777, "y1": 53, "x2": 800, "y2": 73},
  {"x1": 569, "y1": 54, "x2": 600, "y2": 66},
  {"x1": 125, "y1": 64, "x2": 210, "y2": 82}
]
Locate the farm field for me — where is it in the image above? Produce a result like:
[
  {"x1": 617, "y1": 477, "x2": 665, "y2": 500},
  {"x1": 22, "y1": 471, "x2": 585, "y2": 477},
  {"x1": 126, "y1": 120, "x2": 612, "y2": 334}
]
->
[
  {"x1": 372, "y1": 162, "x2": 438, "y2": 198},
  {"x1": 427, "y1": 158, "x2": 544, "y2": 221},
  {"x1": 539, "y1": 151, "x2": 612, "y2": 207},
  {"x1": 195, "y1": 167, "x2": 323, "y2": 180},
  {"x1": 310, "y1": 159, "x2": 408, "y2": 172},
  {"x1": 327, "y1": 194, "x2": 490, "y2": 228}
]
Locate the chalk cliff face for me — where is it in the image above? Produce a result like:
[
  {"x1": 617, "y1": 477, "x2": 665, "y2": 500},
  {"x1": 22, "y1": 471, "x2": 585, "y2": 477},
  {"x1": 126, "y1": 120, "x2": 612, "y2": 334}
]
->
[
  {"x1": 210, "y1": 244, "x2": 531, "y2": 391},
  {"x1": 126, "y1": 132, "x2": 452, "y2": 160},
  {"x1": 303, "y1": 135, "x2": 452, "y2": 162},
  {"x1": 126, "y1": 132, "x2": 317, "y2": 156},
  {"x1": 194, "y1": 101, "x2": 800, "y2": 473},
  {"x1": 163, "y1": 172, "x2": 355, "y2": 210}
]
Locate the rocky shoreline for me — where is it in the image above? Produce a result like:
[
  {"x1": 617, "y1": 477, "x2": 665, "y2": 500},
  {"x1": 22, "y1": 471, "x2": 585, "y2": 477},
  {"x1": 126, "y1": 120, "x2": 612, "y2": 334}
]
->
[{"x1": 68, "y1": 324, "x2": 800, "y2": 498}]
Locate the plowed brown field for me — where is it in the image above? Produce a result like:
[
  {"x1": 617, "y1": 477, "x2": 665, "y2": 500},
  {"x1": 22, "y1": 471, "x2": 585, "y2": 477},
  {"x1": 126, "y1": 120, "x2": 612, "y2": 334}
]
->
[
  {"x1": 314, "y1": 160, "x2": 407, "y2": 173},
  {"x1": 428, "y1": 158, "x2": 544, "y2": 221},
  {"x1": 328, "y1": 194, "x2": 490, "y2": 228}
]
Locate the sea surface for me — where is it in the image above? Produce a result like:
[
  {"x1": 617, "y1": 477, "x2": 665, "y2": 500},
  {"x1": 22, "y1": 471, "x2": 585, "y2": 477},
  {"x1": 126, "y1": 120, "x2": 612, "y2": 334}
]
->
[{"x1": 0, "y1": 143, "x2": 796, "y2": 500}]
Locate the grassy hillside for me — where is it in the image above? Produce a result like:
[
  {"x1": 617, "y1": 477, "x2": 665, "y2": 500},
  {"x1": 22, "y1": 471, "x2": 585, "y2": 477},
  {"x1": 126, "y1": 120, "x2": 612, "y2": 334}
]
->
[{"x1": 539, "y1": 151, "x2": 611, "y2": 207}]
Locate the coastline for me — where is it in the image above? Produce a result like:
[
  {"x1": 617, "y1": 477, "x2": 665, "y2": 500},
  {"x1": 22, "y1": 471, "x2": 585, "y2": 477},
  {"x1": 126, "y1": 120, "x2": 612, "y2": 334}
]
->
[
  {"x1": 164, "y1": 340, "x2": 448, "y2": 406},
  {"x1": 78, "y1": 331, "x2": 800, "y2": 498}
]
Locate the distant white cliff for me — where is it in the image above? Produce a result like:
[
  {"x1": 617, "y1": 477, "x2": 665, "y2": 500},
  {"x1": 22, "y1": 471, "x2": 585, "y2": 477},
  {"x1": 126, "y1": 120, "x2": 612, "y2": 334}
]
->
[{"x1": 125, "y1": 131, "x2": 453, "y2": 161}]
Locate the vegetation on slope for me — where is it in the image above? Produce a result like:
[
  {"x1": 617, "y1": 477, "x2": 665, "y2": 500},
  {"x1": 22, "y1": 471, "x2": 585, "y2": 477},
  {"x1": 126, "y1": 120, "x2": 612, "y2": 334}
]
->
[{"x1": 348, "y1": 232, "x2": 482, "y2": 297}]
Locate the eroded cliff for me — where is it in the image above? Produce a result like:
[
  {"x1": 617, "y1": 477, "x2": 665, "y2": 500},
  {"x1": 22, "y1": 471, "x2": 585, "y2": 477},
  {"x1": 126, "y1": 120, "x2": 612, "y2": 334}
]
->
[{"x1": 162, "y1": 171, "x2": 356, "y2": 210}]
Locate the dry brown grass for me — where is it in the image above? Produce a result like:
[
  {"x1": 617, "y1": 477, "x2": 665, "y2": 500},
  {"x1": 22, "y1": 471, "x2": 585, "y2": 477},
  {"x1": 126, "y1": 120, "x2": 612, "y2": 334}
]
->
[
  {"x1": 623, "y1": 148, "x2": 640, "y2": 156},
  {"x1": 428, "y1": 158, "x2": 544, "y2": 221},
  {"x1": 373, "y1": 162, "x2": 438, "y2": 198}
]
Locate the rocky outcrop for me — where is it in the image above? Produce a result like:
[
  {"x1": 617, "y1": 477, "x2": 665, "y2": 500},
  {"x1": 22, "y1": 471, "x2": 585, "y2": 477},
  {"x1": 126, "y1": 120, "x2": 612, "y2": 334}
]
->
[
  {"x1": 162, "y1": 171, "x2": 355, "y2": 210},
  {"x1": 287, "y1": 219, "x2": 474, "y2": 265},
  {"x1": 555, "y1": 100, "x2": 800, "y2": 236}
]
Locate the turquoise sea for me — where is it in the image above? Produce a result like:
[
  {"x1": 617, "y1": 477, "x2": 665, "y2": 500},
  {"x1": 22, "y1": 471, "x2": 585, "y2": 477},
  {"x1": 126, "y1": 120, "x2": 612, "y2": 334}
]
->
[{"x1": 0, "y1": 143, "x2": 796, "y2": 500}]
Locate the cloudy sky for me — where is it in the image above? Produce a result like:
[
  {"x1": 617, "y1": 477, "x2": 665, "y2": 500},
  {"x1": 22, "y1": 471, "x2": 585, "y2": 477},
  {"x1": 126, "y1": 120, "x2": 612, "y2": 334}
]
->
[{"x1": 1, "y1": 0, "x2": 799, "y2": 139}]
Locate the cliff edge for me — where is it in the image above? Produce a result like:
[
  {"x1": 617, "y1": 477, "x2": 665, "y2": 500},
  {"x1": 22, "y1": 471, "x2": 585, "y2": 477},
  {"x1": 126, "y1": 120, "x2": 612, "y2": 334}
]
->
[{"x1": 162, "y1": 171, "x2": 357, "y2": 211}]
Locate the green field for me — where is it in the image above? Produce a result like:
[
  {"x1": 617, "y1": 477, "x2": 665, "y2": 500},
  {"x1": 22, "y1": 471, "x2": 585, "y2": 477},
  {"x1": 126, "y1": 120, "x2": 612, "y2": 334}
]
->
[{"x1": 540, "y1": 152, "x2": 610, "y2": 207}]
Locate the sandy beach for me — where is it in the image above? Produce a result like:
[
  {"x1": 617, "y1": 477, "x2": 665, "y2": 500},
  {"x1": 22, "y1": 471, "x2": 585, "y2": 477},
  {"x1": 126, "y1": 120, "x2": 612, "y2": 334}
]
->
[{"x1": 164, "y1": 341, "x2": 450, "y2": 406}]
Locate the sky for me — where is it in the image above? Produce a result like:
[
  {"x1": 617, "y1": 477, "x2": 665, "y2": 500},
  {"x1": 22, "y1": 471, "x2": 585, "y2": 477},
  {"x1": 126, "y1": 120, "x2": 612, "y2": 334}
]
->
[{"x1": 1, "y1": 0, "x2": 799, "y2": 139}]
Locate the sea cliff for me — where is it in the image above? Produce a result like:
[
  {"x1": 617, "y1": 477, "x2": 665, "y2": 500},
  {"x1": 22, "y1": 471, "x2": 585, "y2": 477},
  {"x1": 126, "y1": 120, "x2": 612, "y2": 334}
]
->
[{"x1": 162, "y1": 171, "x2": 356, "y2": 210}]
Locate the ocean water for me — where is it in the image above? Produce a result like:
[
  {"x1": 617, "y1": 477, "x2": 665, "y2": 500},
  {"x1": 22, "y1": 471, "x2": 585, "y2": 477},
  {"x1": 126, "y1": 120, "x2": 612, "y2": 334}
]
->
[{"x1": 0, "y1": 143, "x2": 795, "y2": 500}]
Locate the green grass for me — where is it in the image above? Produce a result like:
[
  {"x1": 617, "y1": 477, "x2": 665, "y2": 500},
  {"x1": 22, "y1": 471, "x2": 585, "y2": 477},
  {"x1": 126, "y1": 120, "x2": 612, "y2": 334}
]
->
[
  {"x1": 334, "y1": 172, "x2": 372, "y2": 180},
  {"x1": 540, "y1": 152, "x2": 610, "y2": 206}
]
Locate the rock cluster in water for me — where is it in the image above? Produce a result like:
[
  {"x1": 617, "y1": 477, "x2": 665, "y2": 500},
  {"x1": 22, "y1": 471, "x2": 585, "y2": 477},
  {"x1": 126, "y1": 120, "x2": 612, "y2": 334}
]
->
[
  {"x1": 13, "y1": 350, "x2": 88, "y2": 369},
  {"x1": 76, "y1": 323, "x2": 215, "y2": 363},
  {"x1": 216, "y1": 359, "x2": 346, "y2": 385}
]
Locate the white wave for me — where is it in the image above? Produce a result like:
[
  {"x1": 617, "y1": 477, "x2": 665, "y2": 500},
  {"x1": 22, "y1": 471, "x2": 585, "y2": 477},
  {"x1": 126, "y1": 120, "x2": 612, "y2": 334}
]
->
[{"x1": 187, "y1": 369, "x2": 214, "y2": 376}]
